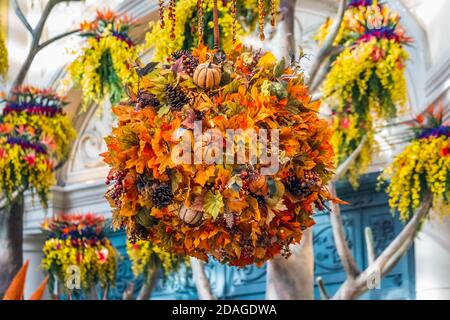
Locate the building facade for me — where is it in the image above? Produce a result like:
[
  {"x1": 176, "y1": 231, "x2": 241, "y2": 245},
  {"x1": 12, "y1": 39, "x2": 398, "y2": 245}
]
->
[{"x1": 1, "y1": 0, "x2": 449, "y2": 299}]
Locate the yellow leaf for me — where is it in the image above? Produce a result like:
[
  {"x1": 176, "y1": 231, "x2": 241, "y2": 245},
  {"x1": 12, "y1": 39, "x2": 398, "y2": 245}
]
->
[
  {"x1": 257, "y1": 52, "x2": 277, "y2": 69},
  {"x1": 194, "y1": 165, "x2": 215, "y2": 186}
]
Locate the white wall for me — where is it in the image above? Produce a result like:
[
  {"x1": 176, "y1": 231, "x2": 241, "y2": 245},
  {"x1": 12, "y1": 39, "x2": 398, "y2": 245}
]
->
[{"x1": 415, "y1": 215, "x2": 450, "y2": 299}]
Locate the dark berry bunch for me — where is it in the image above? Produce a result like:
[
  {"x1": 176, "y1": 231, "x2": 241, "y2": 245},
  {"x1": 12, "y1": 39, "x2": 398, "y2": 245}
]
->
[
  {"x1": 105, "y1": 170, "x2": 126, "y2": 206},
  {"x1": 135, "y1": 90, "x2": 160, "y2": 110},
  {"x1": 127, "y1": 224, "x2": 151, "y2": 243},
  {"x1": 165, "y1": 84, "x2": 189, "y2": 111},
  {"x1": 249, "y1": 192, "x2": 266, "y2": 207},
  {"x1": 283, "y1": 171, "x2": 321, "y2": 197},
  {"x1": 150, "y1": 182, "x2": 174, "y2": 209},
  {"x1": 170, "y1": 50, "x2": 199, "y2": 76}
]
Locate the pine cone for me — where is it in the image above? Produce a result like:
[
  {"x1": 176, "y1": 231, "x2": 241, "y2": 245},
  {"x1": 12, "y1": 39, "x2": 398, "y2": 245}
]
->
[
  {"x1": 151, "y1": 182, "x2": 174, "y2": 209},
  {"x1": 165, "y1": 84, "x2": 189, "y2": 111},
  {"x1": 136, "y1": 90, "x2": 160, "y2": 110}
]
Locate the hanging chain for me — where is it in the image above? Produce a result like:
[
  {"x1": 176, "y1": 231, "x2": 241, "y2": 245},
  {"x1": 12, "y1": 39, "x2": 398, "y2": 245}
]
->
[
  {"x1": 258, "y1": 0, "x2": 265, "y2": 41},
  {"x1": 270, "y1": 0, "x2": 276, "y2": 27},
  {"x1": 198, "y1": 0, "x2": 204, "y2": 45},
  {"x1": 169, "y1": 0, "x2": 176, "y2": 41},
  {"x1": 159, "y1": 0, "x2": 165, "y2": 29},
  {"x1": 232, "y1": 0, "x2": 237, "y2": 44}
]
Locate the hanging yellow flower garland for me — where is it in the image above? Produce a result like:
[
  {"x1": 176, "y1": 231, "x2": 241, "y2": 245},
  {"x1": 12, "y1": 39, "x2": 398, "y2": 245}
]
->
[
  {"x1": 127, "y1": 239, "x2": 184, "y2": 279},
  {"x1": 316, "y1": 0, "x2": 412, "y2": 187},
  {"x1": 379, "y1": 109, "x2": 450, "y2": 221},
  {"x1": 67, "y1": 10, "x2": 138, "y2": 111},
  {"x1": 0, "y1": 86, "x2": 76, "y2": 207},
  {"x1": 41, "y1": 213, "x2": 117, "y2": 295}
]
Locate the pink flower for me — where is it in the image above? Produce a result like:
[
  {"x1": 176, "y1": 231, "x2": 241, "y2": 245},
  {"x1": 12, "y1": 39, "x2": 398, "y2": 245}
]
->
[
  {"x1": 97, "y1": 248, "x2": 109, "y2": 264},
  {"x1": 23, "y1": 153, "x2": 36, "y2": 166},
  {"x1": 342, "y1": 118, "x2": 350, "y2": 129}
]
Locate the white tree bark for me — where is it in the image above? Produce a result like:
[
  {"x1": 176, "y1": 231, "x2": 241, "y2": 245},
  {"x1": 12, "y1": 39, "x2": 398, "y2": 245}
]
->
[
  {"x1": 191, "y1": 258, "x2": 217, "y2": 300},
  {"x1": 266, "y1": 228, "x2": 314, "y2": 299}
]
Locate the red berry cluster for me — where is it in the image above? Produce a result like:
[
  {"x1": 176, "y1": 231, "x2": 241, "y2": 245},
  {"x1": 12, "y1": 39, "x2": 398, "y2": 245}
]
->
[{"x1": 106, "y1": 170, "x2": 126, "y2": 206}]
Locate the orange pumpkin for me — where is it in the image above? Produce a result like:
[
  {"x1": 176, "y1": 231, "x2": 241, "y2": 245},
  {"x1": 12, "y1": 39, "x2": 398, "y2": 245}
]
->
[
  {"x1": 178, "y1": 204, "x2": 203, "y2": 226},
  {"x1": 193, "y1": 61, "x2": 222, "y2": 90}
]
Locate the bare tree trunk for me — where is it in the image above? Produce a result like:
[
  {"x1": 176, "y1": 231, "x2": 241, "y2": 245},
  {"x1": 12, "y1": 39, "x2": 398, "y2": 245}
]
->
[
  {"x1": 330, "y1": 192, "x2": 433, "y2": 300},
  {"x1": 137, "y1": 261, "x2": 161, "y2": 300},
  {"x1": 266, "y1": 228, "x2": 314, "y2": 299},
  {"x1": 0, "y1": 196, "x2": 24, "y2": 298},
  {"x1": 191, "y1": 258, "x2": 216, "y2": 300},
  {"x1": 278, "y1": 0, "x2": 296, "y2": 59}
]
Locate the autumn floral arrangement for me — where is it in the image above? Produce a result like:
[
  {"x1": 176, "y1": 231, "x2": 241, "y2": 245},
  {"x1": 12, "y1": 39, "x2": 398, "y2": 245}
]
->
[
  {"x1": 379, "y1": 107, "x2": 450, "y2": 221},
  {"x1": 102, "y1": 43, "x2": 336, "y2": 267},
  {"x1": 41, "y1": 213, "x2": 117, "y2": 295},
  {"x1": 127, "y1": 239, "x2": 184, "y2": 279},
  {"x1": 0, "y1": 30, "x2": 7, "y2": 80},
  {"x1": 0, "y1": 86, "x2": 76, "y2": 207},
  {"x1": 316, "y1": 0, "x2": 412, "y2": 187},
  {"x1": 144, "y1": 0, "x2": 279, "y2": 62},
  {"x1": 67, "y1": 10, "x2": 138, "y2": 110}
]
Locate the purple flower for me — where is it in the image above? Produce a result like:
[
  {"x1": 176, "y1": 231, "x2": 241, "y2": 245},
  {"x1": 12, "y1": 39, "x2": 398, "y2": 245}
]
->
[
  {"x1": 418, "y1": 126, "x2": 450, "y2": 139},
  {"x1": 348, "y1": 0, "x2": 373, "y2": 8}
]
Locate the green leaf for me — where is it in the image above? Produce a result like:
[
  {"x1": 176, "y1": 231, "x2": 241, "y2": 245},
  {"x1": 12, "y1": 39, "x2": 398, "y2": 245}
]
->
[
  {"x1": 273, "y1": 57, "x2": 286, "y2": 78},
  {"x1": 157, "y1": 105, "x2": 170, "y2": 117},
  {"x1": 203, "y1": 190, "x2": 224, "y2": 220}
]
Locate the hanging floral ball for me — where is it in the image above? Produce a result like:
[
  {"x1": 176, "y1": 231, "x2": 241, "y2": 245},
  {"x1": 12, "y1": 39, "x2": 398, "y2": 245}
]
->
[
  {"x1": 41, "y1": 213, "x2": 117, "y2": 295},
  {"x1": 379, "y1": 108, "x2": 450, "y2": 221},
  {"x1": 66, "y1": 9, "x2": 138, "y2": 111},
  {"x1": 0, "y1": 86, "x2": 76, "y2": 207},
  {"x1": 102, "y1": 45, "x2": 336, "y2": 267},
  {"x1": 316, "y1": 0, "x2": 413, "y2": 187}
]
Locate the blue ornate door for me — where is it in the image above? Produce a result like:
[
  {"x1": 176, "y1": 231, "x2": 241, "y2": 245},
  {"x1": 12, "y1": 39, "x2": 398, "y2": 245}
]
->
[{"x1": 107, "y1": 173, "x2": 415, "y2": 300}]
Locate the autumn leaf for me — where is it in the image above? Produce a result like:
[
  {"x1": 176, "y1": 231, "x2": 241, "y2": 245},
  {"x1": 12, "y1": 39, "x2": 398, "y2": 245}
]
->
[
  {"x1": 257, "y1": 52, "x2": 277, "y2": 69},
  {"x1": 204, "y1": 190, "x2": 224, "y2": 220},
  {"x1": 194, "y1": 165, "x2": 215, "y2": 186}
]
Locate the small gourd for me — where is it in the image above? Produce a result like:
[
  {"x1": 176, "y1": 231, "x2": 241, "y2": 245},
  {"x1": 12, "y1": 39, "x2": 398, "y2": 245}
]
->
[
  {"x1": 193, "y1": 59, "x2": 222, "y2": 90},
  {"x1": 178, "y1": 204, "x2": 203, "y2": 226}
]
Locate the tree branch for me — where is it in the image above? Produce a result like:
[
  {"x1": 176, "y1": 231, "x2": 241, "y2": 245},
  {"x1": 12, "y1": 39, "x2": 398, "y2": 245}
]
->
[
  {"x1": 332, "y1": 192, "x2": 433, "y2": 299},
  {"x1": 190, "y1": 258, "x2": 216, "y2": 300},
  {"x1": 13, "y1": 0, "x2": 33, "y2": 35},
  {"x1": 137, "y1": 261, "x2": 161, "y2": 300},
  {"x1": 122, "y1": 282, "x2": 135, "y2": 300},
  {"x1": 364, "y1": 227, "x2": 376, "y2": 265},
  {"x1": 279, "y1": 0, "x2": 297, "y2": 58},
  {"x1": 11, "y1": 0, "x2": 83, "y2": 88},
  {"x1": 38, "y1": 29, "x2": 80, "y2": 50},
  {"x1": 307, "y1": 0, "x2": 346, "y2": 87},
  {"x1": 332, "y1": 135, "x2": 368, "y2": 183},
  {"x1": 316, "y1": 276, "x2": 330, "y2": 300},
  {"x1": 329, "y1": 183, "x2": 360, "y2": 279},
  {"x1": 309, "y1": 46, "x2": 344, "y2": 93}
]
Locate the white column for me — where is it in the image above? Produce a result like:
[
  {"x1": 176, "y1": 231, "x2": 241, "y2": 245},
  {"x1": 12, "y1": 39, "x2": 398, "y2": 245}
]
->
[{"x1": 415, "y1": 213, "x2": 450, "y2": 300}]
